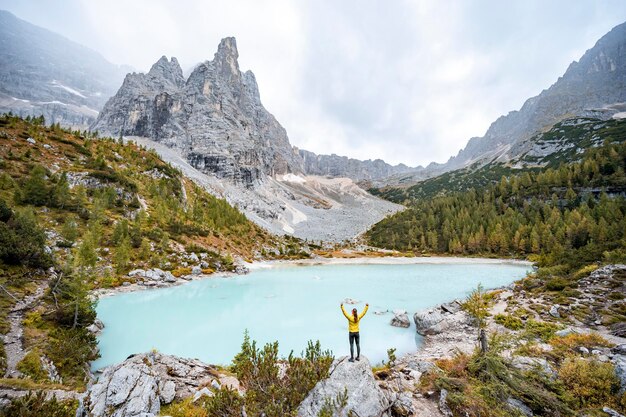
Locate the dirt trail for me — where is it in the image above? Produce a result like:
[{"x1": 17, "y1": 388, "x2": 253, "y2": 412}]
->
[{"x1": 3, "y1": 281, "x2": 49, "y2": 378}]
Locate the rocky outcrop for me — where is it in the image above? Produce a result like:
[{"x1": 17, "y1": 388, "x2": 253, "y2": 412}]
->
[
  {"x1": 92, "y1": 37, "x2": 303, "y2": 188},
  {"x1": 298, "y1": 356, "x2": 391, "y2": 417},
  {"x1": 81, "y1": 352, "x2": 236, "y2": 417},
  {"x1": 0, "y1": 11, "x2": 127, "y2": 128},
  {"x1": 414, "y1": 309, "x2": 448, "y2": 336}
]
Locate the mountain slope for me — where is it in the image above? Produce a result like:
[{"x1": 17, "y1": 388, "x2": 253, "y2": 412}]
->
[
  {"x1": 384, "y1": 21, "x2": 626, "y2": 186},
  {"x1": 0, "y1": 10, "x2": 128, "y2": 128}
]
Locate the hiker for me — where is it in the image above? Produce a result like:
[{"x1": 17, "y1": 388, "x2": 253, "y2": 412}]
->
[{"x1": 341, "y1": 302, "x2": 369, "y2": 362}]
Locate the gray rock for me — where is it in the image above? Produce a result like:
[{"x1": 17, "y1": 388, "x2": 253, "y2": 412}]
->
[
  {"x1": 414, "y1": 309, "x2": 447, "y2": 336},
  {"x1": 159, "y1": 380, "x2": 176, "y2": 405},
  {"x1": 82, "y1": 352, "x2": 227, "y2": 416},
  {"x1": 163, "y1": 272, "x2": 176, "y2": 283},
  {"x1": 192, "y1": 387, "x2": 213, "y2": 403},
  {"x1": 511, "y1": 356, "x2": 555, "y2": 377},
  {"x1": 188, "y1": 253, "x2": 199, "y2": 263},
  {"x1": 438, "y1": 389, "x2": 453, "y2": 417},
  {"x1": 507, "y1": 398, "x2": 533, "y2": 417},
  {"x1": 555, "y1": 328, "x2": 577, "y2": 337},
  {"x1": 549, "y1": 305, "x2": 560, "y2": 318},
  {"x1": 613, "y1": 344, "x2": 626, "y2": 355},
  {"x1": 298, "y1": 356, "x2": 390, "y2": 417},
  {"x1": 603, "y1": 406, "x2": 626, "y2": 417},
  {"x1": 440, "y1": 301, "x2": 462, "y2": 314},
  {"x1": 578, "y1": 346, "x2": 590, "y2": 355},
  {"x1": 191, "y1": 266, "x2": 202, "y2": 275},
  {"x1": 391, "y1": 392, "x2": 414, "y2": 416},
  {"x1": 26, "y1": 137, "x2": 36, "y2": 144},
  {"x1": 613, "y1": 355, "x2": 626, "y2": 393},
  {"x1": 390, "y1": 311, "x2": 410, "y2": 328}
]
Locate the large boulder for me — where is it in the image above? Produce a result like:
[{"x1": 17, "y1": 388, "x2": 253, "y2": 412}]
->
[
  {"x1": 391, "y1": 310, "x2": 410, "y2": 328},
  {"x1": 414, "y1": 309, "x2": 447, "y2": 336},
  {"x1": 614, "y1": 355, "x2": 626, "y2": 393},
  {"x1": 82, "y1": 353, "x2": 230, "y2": 417},
  {"x1": 298, "y1": 356, "x2": 391, "y2": 417}
]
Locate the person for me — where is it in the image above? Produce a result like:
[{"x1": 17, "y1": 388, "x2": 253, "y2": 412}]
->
[{"x1": 341, "y1": 302, "x2": 369, "y2": 362}]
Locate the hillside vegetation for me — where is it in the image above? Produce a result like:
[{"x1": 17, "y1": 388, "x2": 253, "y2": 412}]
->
[
  {"x1": 368, "y1": 134, "x2": 626, "y2": 271},
  {"x1": 372, "y1": 117, "x2": 626, "y2": 203}
]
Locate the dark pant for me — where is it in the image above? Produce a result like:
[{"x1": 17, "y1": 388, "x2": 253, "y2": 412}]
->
[{"x1": 349, "y1": 332, "x2": 360, "y2": 359}]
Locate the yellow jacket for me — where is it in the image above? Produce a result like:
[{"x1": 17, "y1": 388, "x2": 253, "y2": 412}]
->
[{"x1": 341, "y1": 304, "x2": 368, "y2": 332}]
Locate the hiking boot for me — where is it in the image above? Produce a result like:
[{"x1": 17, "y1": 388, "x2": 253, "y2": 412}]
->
[
  {"x1": 356, "y1": 356, "x2": 360, "y2": 361},
  {"x1": 349, "y1": 358, "x2": 355, "y2": 362}
]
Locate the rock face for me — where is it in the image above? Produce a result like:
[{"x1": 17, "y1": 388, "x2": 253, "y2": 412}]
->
[
  {"x1": 93, "y1": 37, "x2": 303, "y2": 188},
  {"x1": 298, "y1": 356, "x2": 391, "y2": 417},
  {"x1": 81, "y1": 352, "x2": 231, "y2": 417},
  {"x1": 391, "y1": 311, "x2": 411, "y2": 328},
  {"x1": 0, "y1": 11, "x2": 127, "y2": 128},
  {"x1": 298, "y1": 149, "x2": 415, "y2": 182}
]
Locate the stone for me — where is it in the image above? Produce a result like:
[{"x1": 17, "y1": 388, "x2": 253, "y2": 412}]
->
[
  {"x1": 391, "y1": 311, "x2": 410, "y2": 328},
  {"x1": 440, "y1": 301, "x2": 462, "y2": 314},
  {"x1": 159, "y1": 380, "x2": 176, "y2": 404},
  {"x1": 188, "y1": 253, "x2": 199, "y2": 263},
  {"x1": 82, "y1": 352, "x2": 227, "y2": 416},
  {"x1": 191, "y1": 266, "x2": 202, "y2": 275},
  {"x1": 614, "y1": 355, "x2": 626, "y2": 393},
  {"x1": 343, "y1": 298, "x2": 359, "y2": 305},
  {"x1": 414, "y1": 309, "x2": 447, "y2": 336},
  {"x1": 549, "y1": 305, "x2": 560, "y2": 318},
  {"x1": 298, "y1": 356, "x2": 390, "y2": 417},
  {"x1": 613, "y1": 345, "x2": 626, "y2": 355},
  {"x1": 578, "y1": 346, "x2": 590, "y2": 355},
  {"x1": 511, "y1": 356, "x2": 555, "y2": 377},
  {"x1": 200, "y1": 261, "x2": 209, "y2": 269},
  {"x1": 507, "y1": 398, "x2": 533, "y2": 417},
  {"x1": 163, "y1": 272, "x2": 176, "y2": 283},
  {"x1": 603, "y1": 406, "x2": 626, "y2": 417},
  {"x1": 391, "y1": 392, "x2": 414, "y2": 416},
  {"x1": 192, "y1": 387, "x2": 213, "y2": 403},
  {"x1": 555, "y1": 328, "x2": 577, "y2": 337},
  {"x1": 438, "y1": 389, "x2": 453, "y2": 417},
  {"x1": 26, "y1": 137, "x2": 36, "y2": 144},
  {"x1": 128, "y1": 269, "x2": 146, "y2": 277}
]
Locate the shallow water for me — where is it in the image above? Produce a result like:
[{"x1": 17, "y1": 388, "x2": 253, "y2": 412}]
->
[{"x1": 92, "y1": 260, "x2": 531, "y2": 369}]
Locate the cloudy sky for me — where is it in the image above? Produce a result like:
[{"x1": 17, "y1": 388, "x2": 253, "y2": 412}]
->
[{"x1": 2, "y1": 1, "x2": 625, "y2": 166}]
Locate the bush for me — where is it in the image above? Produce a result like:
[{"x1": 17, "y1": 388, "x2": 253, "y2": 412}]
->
[
  {"x1": 545, "y1": 277, "x2": 570, "y2": 291},
  {"x1": 494, "y1": 314, "x2": 524, "y2": 330},
  {"x1": 171, "y1": 267, "x2": 192, "y2": 277},
  {"x1": 549, "y1": 333, "x2": 613, "y2": 357},
  {"x1": 523, "y1": 320, "x2": 562, "y2": 342},
  {"x1": 0, "y1": 392, "x2": 77, "y2": 417},
  {"x1": 0, "y1": 206, "x2": 51, "y2": 267},
  {"x1": 231, "y1": 333, "x2": 333, "y2": 417},
  {"x1": 160, "y1": 398, "x2": 207, "y2": 417},
  {"x1": 558, "y1": 358, "x2": 620, "y2": 409},
  {"x1": 46, "y1": 328, "x2": 98, "y2": 387},
  {"x1": 16, "y1": 349, "x2": 48, "y2": 382}
]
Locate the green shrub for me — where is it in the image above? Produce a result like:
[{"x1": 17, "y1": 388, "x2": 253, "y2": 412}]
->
[
  {"x1": 231, "y1": 332, "x2": 333, "y2": 417},
  {"x1": 0, "y1": 206, "x2": 51, "y2": 268},
  {"x1": 545, "y1": 277, "x2": 570, "y2": 291},
  {"x1": 0, "y1": 392, "x2": 77, "y2": 417},
  {"x1": 558, "y1": 358, "x2": 620, "y2": 409},
  {"x1": 16, "y1": 349, "x2": 48, "y2": 382},
  {"x1": 494, "y1": 314, "x2": 524, "y2": 330},
  {"x1": 523, "y1": 320, "x2": 562, "y2": 342}
]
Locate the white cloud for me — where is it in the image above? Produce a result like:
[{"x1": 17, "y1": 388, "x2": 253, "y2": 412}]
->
[{"x1": 1, "y1": 0, "x2": 625, "y2": 166}]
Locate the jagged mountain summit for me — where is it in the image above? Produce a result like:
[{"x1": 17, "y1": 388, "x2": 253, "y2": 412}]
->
[
  {"x1": 93, "y1": 38, "x2": 303, "y2": 187},
  {"x1": 0, "y1": 10, "x2": 128, "y2": 128},
  {"x1": 93, "y1": 38, "x2": 401, "y2": 241},
  {"x1": 385, "y1": 20, "x2": 626, "y2": 186}
]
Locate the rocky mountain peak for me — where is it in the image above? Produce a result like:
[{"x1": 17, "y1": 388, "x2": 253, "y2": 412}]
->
[
  {"x1": 213, "y1": 37, "x2": 240, "y2": 80},
  {"x1": 148, "y1": 56, "x2": 185, "y2": 88}
]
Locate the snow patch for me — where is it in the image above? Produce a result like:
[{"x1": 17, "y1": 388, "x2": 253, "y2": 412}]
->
[
  {"x1": 281, "y1": 173, "x2": 307, "y2": 184},
  {"x1": 50, "y1": 80, "x2": 87, "y2": 98}
]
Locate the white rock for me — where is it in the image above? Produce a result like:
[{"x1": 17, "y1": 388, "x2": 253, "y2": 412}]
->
[
  {"x1": 192, "y1": 387, "x2": 213, "y2": 402},
  {"x1": 413, "y1": 310, "x2": 447, "y2": 336},
  {"x1": 191, "y1": 266, "x2": 202, "y2": 275},
  {"x1": 298, "y1": 356, "x2": 390, "y2": 417}
]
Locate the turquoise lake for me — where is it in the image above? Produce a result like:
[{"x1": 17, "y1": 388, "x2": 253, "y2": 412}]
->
[{"x1": 92, "y1": 260, "x2": 531, "y2": 369}]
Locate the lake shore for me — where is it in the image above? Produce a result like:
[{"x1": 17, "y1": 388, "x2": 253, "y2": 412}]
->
[{"x1": 90, "y1": 255, "x2": 533, "y2": 299}]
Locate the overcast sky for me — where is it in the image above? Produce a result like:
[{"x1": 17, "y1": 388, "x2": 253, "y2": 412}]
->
[{"x1": 2, "y1": 1, "x2": 625, "y2": 166}]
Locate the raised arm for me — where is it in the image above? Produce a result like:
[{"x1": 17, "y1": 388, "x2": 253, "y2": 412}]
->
[
  {"x1": 358, "y1": 304, "x2": 369, "y2": 320},
  {"x1": 341, "y1": 304, "x2": 351, "y2": 321}
]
